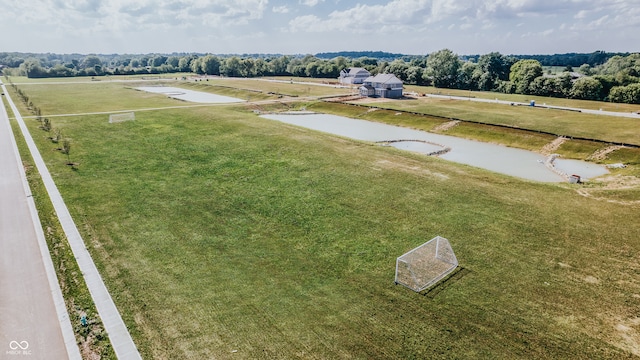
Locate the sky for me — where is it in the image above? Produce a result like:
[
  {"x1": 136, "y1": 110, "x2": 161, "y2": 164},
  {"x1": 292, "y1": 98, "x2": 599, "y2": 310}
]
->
[{"x1": 0, "y1": 0, "x2": 639, "y2": 56}]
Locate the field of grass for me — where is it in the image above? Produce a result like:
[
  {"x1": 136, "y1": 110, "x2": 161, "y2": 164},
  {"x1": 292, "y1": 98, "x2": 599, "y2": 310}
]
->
[
  {"x1": 351, "y1": 96, "x2": 640, "y2": 146},
  {"x1": 403, "y1": 84, "x2": 640, "y2": 114},
  {"x1": 6, "y1": 78, "x2": 640, "y2": 358}
]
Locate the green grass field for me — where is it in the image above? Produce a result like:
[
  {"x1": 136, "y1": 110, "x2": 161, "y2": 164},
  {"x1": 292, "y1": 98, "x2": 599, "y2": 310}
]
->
[
  {"x1": 7, "y1": 77, "x2": 640, "y2": 359},
  {"x1": 350, "y1": 96, "x2": 640, "y2": 146},
  {"x1": 403, "y1": 85, "x2": 640, "y2": 114}
]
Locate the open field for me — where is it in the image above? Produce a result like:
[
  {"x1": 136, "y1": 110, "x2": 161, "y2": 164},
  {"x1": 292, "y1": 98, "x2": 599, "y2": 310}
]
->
[
  {"x1": 403, "y1": 85, "x2": 640, "y2": 114},
  {"x1": 6, "y1": 78, "x2": 640, "y2": 358}
]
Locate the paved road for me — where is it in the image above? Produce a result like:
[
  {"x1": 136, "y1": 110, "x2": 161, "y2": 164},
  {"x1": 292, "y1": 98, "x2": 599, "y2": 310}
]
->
[
  {"x1": 0, "y1": 90, "x2": 80, "y2": 358},
  {"x1": 2, "y1": 84, "x2": 142, "y2": 359}
]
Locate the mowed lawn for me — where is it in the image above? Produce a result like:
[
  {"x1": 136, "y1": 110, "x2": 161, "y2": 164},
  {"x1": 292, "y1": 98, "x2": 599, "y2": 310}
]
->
[{"x1": 11, "y1": 80, "x2": 640, "y2": 359}]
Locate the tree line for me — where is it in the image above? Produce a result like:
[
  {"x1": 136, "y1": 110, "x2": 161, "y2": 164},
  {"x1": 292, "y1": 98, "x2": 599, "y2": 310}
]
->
[{"x1": 2, "y1": 50, "x2": 639, "y2": 104}]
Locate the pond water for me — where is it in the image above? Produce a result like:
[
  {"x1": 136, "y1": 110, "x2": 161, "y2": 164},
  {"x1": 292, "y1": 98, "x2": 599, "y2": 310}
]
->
[
  {"x1": 137, "y1": 86, "x2": 245, "y2": 103},
  {"x1": 260, "y1": 112, "x2": 609, "y2": 183}
]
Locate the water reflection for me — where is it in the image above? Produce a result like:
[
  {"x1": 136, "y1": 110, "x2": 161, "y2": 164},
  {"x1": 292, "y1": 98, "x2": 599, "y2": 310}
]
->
[
  {"x1": 261, "y1": 112, "x2": 608, "y2": 183},
  {"x1": 136, "y1": 86, "x2": 245, "y2": 103}
]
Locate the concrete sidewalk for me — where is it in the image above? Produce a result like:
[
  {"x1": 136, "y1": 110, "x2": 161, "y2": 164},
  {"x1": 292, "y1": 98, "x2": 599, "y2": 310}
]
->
[
  {"x1": 0, "y1": 88, "x2": 80, "y2": 359},
  {"x1": 2, "y1": 83, "x2": 141, "y2": 359}
]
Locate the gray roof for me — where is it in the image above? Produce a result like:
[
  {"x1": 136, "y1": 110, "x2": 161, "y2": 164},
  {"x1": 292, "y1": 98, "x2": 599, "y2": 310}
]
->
[
  {"x1": 344, "y1": 67, "x2": 370, "y2": 76},
  {"x1": 364, "y1": 73, "x2": 403, "y2": 85}
]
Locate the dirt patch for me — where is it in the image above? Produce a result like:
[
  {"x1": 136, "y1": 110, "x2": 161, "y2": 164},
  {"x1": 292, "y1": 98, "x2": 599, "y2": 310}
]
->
[
  {"x1": 540, "y1": 137, "x2": 567, "y2": 156},
  {"x1": 588, "y1": 145, "x2": 625, "y2": 161},
  {"x1": 576, "y1": 175, "x2": 640, "y2": 205},
  {"x1": 584, "y1": 275, "x2": 600, "y2": 284},
  {"x1": 614, "y1": 317, "x2": 640, "y2": 356},
  {"x1": 373, "y1": 159, "x2": 449, "y2": 180},
  {"x1": 433, "y1": 120, "x2": 461, "y2": 132}
]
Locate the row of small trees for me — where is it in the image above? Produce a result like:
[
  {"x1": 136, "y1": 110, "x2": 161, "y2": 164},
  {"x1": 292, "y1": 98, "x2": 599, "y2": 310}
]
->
[{"x1": 10, "y1": 83, "x2": 73, "y2": 165}]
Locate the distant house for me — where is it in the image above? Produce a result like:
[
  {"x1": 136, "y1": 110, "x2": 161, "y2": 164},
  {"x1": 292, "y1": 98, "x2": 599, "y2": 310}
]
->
[
  {"x1": 359, "y1": 74, "x2": 403, "y2": 98},
  {"x1": 338, "y1": 67, "x2": 371, "y2": 84}
]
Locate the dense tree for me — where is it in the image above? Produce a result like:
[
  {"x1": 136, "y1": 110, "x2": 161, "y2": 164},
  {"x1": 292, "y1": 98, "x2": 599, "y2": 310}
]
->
[
  {"x1": 592, "y1": 75, "x2": 619, "y2": 99},
  {"x1": 387, "y1": 59, "x2": 410, "y2": 82},
  {"x1": 406, "y1": 66, "x2": 425, "y2": 85},
  {"x1": 220, "y1": 56, "x2": 243, "y2": 77},
  {"x1": 21, "y1": 58, "x2": 46, "y2": 78},
  {"x1": 267, "y1": 56, "x2": 290, "y2": 76},
  {"x1": 459, "y1": 61, "x2": 480, "y2": 90},
  {"x1": 570, "y1": 77, "x2": 603, "y2": 100},
  {"x1": 48, "y1": 64, "x2": 75, "y2": 77},
  {"x1": 166, "y1": 56, "x2": 180, "y2": 68},
  {"x1": 149, "y1": 55, "x2": 168, "y2": 67},
  {"x1": 509, "y1": 59, "x2": 543, "y2": 94},
  {"x1": 80, "y1": 55, "x2": 102, "y2": 70},
  {"x1": 477, "y1": 52, "x2": 514, "y2": 90},
  {"x1": 286, "y1": 58, "x2": 306, "y2": 77},
  {"x1": 201, "y1": 55, "x2": 221, "y2": 75},
  {"x1": 609, "y1": 83, "x2": 640, "y2": 104},
  {"x1": 178, "y1": 56, "x2": 195, "y2": 72},
  {"x1": 599, "y1": 54, "x2": 640, "y2": 76},
  {"x1": 427, "y1": 49, "x2": 461, "y2": 88},
  {"x1": 578, "y1": 64, "x2": 593, "y2": 76}
]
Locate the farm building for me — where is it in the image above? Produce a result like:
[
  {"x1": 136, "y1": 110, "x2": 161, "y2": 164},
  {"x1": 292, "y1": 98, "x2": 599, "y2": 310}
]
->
[
  {"x1": 338, "y1": 67, "x2": 371, "y2": 84},
  {"x1": 359, "y1": 74, "x2": 404, "y2": 98}
]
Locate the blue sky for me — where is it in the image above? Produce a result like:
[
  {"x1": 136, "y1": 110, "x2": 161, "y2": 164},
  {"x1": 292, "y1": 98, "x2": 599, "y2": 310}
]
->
[{"x1": 0, "y1": 0, "x2": 638, "y2": 55}]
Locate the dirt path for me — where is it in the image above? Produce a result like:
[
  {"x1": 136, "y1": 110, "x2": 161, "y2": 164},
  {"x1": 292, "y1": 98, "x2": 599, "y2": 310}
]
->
[
  {"x1": 433, "y1": 120, "x2": 461, "y2": 132},
  {"x1": 587, "y1": 145, "x2": 625, "y2": 161},
  {"x1": 541, "y1": 136, "x2": 567, "y2": 156}
]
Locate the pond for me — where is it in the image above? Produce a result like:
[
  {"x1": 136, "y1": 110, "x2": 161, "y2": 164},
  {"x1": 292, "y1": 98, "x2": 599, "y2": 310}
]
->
[
  {"x1": 136, "y1": 86, "x2": 245, "y2": 103},
  {"x1": 260, "y1": 112, "x2": 609, "y2": 183}
]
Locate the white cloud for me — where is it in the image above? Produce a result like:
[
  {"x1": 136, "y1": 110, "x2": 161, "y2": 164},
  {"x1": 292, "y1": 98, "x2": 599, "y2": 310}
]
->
[
  {"x1": 289, "y1": 0, "x2": 431, "y2": 33},
  {"x1": 272, "y1": 5, "x2": 289, "y2": 13},
  {"x1": 299, "y1": 0, "x2": 323, "y2": 7},
  {"x1": 1, "y1": 0, "x2": 639, "y2": 54},
  {"x1": 0, "y1": 0, "x2": 270, "y2": 31}
]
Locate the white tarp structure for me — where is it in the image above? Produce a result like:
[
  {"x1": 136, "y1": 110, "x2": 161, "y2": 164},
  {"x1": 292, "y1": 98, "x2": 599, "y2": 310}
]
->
[{"x1": 395, "y1": 236, "x2": 458, "y2": 292}]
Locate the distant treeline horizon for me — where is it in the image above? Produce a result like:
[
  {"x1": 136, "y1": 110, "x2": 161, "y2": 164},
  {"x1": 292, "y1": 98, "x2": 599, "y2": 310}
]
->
[
  {"x1": 3, "y1": 50, "x2": 639, "y2": 104},
  {"x1": 0, "y1": 50, "x2": 632, "y2": 68}
]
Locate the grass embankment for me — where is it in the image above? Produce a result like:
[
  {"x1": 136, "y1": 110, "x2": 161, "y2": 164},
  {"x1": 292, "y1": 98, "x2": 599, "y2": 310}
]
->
[
  {"x1": 403, "y1": 85, "x2": 640, "y2": 113},
  {"x1": 9, "y1": 78, "x2": 640, "y2": 359},
  {"x1": 2, "y1": 93, "x2": 116, "y2": 359},
  {"x1": 194, "y1": 77, "x2": 351, "y2": 98},
  {"x1": 350, "y1": 96, "x2": 640, "y2": 146}
]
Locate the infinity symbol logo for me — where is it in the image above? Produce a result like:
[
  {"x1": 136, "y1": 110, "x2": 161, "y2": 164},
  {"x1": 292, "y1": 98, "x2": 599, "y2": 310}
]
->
[{"x1": 9, "y1": 341, "x2": 29, "y2": 350}]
